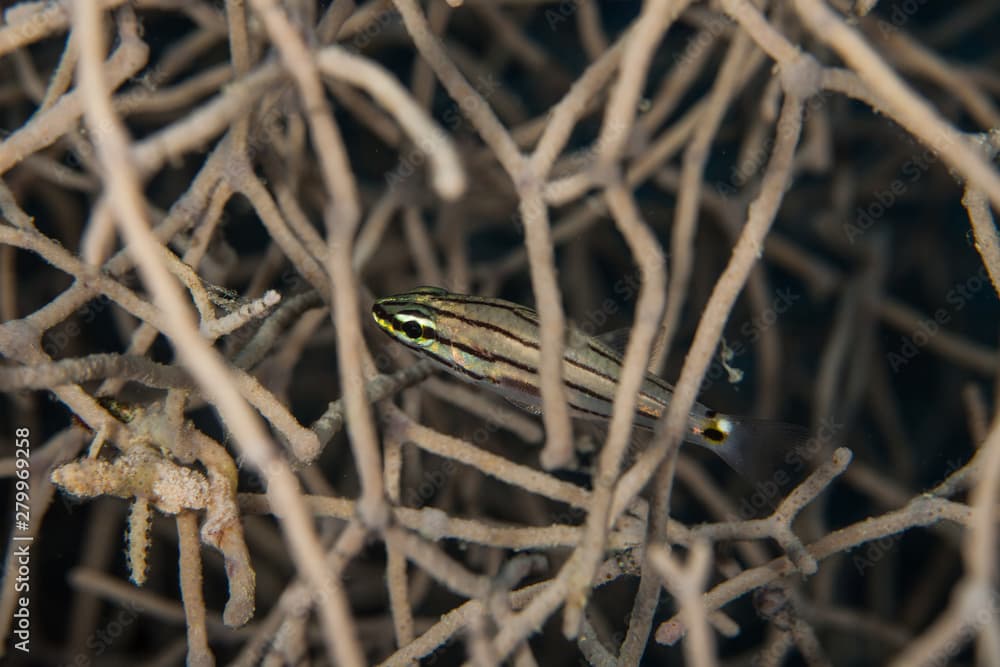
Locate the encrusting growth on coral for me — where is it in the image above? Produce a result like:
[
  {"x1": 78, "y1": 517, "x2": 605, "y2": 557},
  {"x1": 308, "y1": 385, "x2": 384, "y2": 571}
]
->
[
  {"x1": 0, "y1": 1, "x2": 998, "y2": 665},
  {"x1": 48, "y1": 400, "x2": 256, "y2": 628}
]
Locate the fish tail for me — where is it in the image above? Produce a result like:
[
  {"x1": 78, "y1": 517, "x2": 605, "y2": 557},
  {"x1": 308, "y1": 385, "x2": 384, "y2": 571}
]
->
[{"x1": 701, "y1": 416, "x2": 817, "y2": 480}]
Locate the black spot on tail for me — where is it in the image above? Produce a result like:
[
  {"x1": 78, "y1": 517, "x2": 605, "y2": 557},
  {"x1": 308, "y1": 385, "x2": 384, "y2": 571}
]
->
[{"x1": 703, "y1": 427, "x2": 726, "y2": 443}]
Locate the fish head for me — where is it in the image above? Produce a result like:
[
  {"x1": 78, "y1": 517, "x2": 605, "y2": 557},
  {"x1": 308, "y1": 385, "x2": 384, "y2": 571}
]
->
[{"x1": 371, "y1": 286, "x2": 449, "y2": 357}]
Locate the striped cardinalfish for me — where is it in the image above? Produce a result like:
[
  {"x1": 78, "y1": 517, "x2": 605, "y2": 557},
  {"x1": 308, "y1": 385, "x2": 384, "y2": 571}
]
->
[{"x1": 371, "y1": 286, "x2": 807, "y2": 475}]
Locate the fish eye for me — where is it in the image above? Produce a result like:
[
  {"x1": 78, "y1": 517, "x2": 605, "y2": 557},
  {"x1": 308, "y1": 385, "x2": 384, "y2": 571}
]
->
[{"x1": 401, "y1": 320, "x2": 423, "y2": 339}]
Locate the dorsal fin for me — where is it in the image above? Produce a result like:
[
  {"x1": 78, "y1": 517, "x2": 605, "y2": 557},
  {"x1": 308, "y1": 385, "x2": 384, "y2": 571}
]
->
[{"x1": 593, "y1": 328, "x2": 632, "y2": 357}]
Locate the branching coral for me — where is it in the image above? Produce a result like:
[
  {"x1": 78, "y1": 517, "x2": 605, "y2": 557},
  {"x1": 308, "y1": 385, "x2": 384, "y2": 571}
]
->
[{"x1": 0, "y1": 1, "x2": 998, "y2": 665}]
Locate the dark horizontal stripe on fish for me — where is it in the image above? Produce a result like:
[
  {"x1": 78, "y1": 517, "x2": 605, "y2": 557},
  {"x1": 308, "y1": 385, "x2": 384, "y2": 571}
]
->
[
  {"x1": 647, "y1": 374, "x2": 673, "y2": 394},
  {"x1": 567, "y1": 400, "x2": 621, "y2": 421},
  {"x1": 510, "y1": 310, "x2": 539, "y2": 327},
  {"x1": 415, "y1": 293, "x2": 537, "y2": 314},
  {"x1": 380, "y1": 299, "x2": 670, "y2": 414},
  {"x1": 424, "y1": 304, "x2": 626, "y2": 390},
  {"x1": 435, "y1": 332, "x2": 620, "y2": 413},
  {"x1": 418, "y1": 303, "x2": 540, "y2": 351},
  {"x1": 394, "y1": 334, "x2": 631, "y2": 423},
  {"x1": 585, "y1": 339, "x2": 674, "y2": 400},
  {"x1": 586, "y1": 340, "x2": 624, "y2": 366},
  {"x1": 378, "y1": 293, "x2": 687, "y2": 432},
  {"x1": 393, "y1": 337, "x2": 489, "y2": 385},
  {"x1": 414, "y1": 294, "x2": 541, "y2": 328},
  {"x1": 392, "y1": 321, "x2": 661, "y2": 426},
  {"x1": 496, "y1": 374, "x2": 541, "y2": 397},
  {"x1": 436, "y1": 307, "x2": 638, "y2": 390},
  {"x1": 493, "y1": 373, "x2": 623, "y2": 423}
]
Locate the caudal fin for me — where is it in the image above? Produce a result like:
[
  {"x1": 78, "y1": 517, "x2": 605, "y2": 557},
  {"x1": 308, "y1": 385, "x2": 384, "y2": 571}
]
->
[{"x1": 708, "y1": 417, "x2": 820, "y2": 483}]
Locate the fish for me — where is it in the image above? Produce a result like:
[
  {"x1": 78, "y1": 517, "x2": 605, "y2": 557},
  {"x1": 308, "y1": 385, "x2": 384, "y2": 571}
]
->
[{"x1": 371, "y1": 286, "x2": 808, "y2": 475}]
